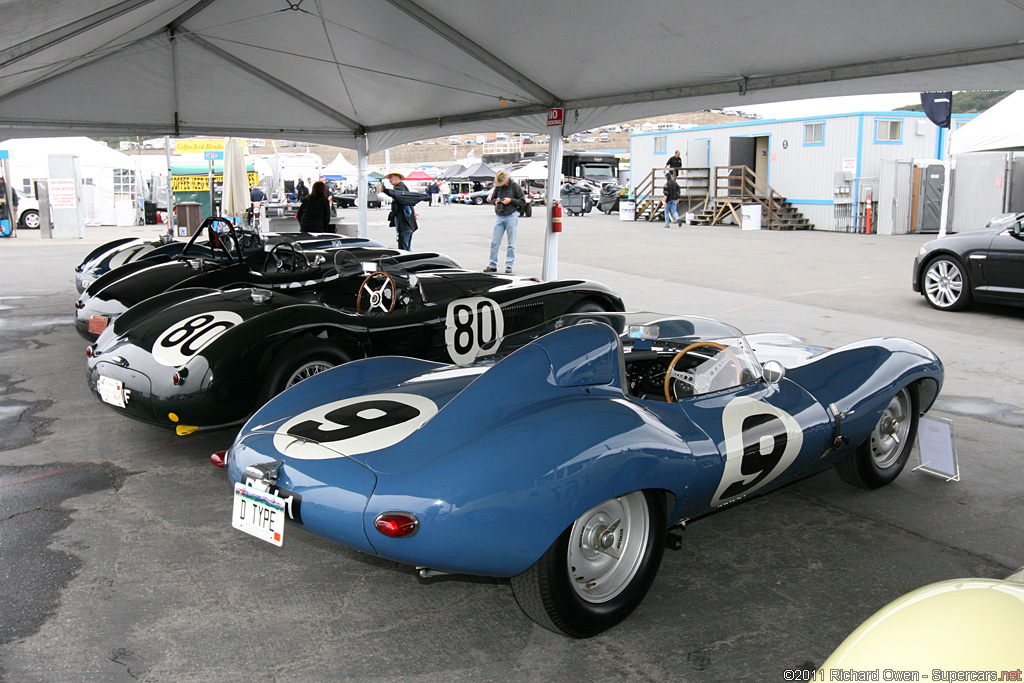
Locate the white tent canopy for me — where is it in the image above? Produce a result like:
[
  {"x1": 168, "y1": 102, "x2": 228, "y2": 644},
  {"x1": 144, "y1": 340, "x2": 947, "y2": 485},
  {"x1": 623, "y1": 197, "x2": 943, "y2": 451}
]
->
[
  {"x1": 949, "y1": 91, "x2": 1024, "y2": 155},
  {"x1": 322, "y1": 153, "x2": 358, "y2": 178},
  {"x1": 511, "y1": 160, "x2": 548, "y2": 181},
  {"x1": 3, "y1": 1, "x2": 1024, "y2": 154}
]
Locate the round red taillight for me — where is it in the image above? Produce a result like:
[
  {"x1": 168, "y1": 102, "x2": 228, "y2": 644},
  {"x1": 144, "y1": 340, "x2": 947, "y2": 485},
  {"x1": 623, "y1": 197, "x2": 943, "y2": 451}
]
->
[
  {"x1": 85, "y1": 345, "x2": 94, "y2": 358},
  {"x1": 374, "y1": 512, "x2": 419, "y2": 538},
  {"x1": 74, "y1": 300, "x2": 84, "y2": 309},
  {"x1": 172, "y1": 372, "x2": 181, "y2": 385},
  {"x1": 210, "y1": 451, "x2": 227, "y2": 468}
]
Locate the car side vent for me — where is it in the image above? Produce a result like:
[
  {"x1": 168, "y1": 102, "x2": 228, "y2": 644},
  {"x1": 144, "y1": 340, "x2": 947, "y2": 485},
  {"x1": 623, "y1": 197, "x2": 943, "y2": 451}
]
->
[{"x1": 502, "y1": 302, "x2": 545, "y2": 335}]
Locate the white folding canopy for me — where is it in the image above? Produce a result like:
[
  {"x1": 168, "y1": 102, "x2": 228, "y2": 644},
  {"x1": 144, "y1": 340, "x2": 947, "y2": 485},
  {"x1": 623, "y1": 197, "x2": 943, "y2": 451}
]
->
[
  {"x1": 3, "y1": 0, "x2": 1024, "y2": 153},
  {"x1": 949, "y1": 90, "x2": 1024, "y2": 155}
]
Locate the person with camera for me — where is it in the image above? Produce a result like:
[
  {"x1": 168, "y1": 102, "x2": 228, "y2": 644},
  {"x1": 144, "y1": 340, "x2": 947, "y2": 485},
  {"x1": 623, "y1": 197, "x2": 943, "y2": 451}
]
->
[{"x1": 484, "y1": 170, "x2": 525, "y2": 274}]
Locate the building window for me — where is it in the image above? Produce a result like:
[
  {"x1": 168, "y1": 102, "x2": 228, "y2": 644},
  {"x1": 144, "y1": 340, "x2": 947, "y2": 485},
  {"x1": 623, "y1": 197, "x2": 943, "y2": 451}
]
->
[
  {"x1": 654, "y1": 136, "x2": 667, "y2": 154},
  {"x1": 803, "y1": 121, "x2": 824, "y2": 146},
  {"x1": 875, "y1": 119, "x2": 902, "y2": 143},
  {"x1": 113, "y1": 168, "x2": 133, "y2": 195}
]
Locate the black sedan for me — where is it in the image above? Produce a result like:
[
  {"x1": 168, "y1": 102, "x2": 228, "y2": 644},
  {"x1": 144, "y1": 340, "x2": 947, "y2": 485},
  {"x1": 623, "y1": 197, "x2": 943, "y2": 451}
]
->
[{"x1": 912, "y1": 214, "x2": 1024, "y2": 311}]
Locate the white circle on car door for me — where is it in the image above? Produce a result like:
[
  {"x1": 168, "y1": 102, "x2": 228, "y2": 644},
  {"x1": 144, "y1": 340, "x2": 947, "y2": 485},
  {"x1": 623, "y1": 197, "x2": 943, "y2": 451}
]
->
[{"x1": 711, "y1": 396, "x2": 804, "y2": 507}]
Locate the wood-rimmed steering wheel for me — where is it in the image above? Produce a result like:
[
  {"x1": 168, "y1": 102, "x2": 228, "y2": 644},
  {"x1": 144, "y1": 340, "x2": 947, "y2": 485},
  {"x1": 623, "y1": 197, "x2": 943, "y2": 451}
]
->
[
  {"x1": 663, "y1": 341, "x2": 743, "y2": 402},
  {"x1": 357, "y1": 271, "x2": 397, "y2": 314}
]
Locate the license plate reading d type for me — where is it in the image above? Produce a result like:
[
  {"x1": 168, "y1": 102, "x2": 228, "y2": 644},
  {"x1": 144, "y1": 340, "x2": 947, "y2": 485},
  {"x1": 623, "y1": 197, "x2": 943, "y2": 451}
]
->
[{"x1": 232, "y1": 483, "x2": 286, "y2": 546}]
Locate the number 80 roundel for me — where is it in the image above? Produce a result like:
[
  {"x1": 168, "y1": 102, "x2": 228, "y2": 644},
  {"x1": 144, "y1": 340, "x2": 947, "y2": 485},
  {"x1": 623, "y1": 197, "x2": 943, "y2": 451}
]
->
[
  {"x1": 444, "y1": 297, "x2": 505, "y2": 366},
  {"x1": 153, "y1": 311, "x2": 243, "y2": 367}
]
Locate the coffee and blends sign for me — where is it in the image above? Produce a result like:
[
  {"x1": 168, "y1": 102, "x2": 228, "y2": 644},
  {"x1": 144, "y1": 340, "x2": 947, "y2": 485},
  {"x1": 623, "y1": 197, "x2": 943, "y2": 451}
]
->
[{"x1": 171, "y1": 139, "x2": 257, "y2": 192}]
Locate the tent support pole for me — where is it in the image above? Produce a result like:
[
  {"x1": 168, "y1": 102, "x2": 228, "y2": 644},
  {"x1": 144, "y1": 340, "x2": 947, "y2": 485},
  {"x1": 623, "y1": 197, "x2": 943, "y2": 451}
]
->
[
  {"x1": 542, "y1": 129, "x2": 563, "y2": 281},
  {"x1": 357, "y1": 136, "x2": 368, "y2": 239},
  {"x1": 164, "y1": 135, "x2": 174, "y2": 235},
  {"x1": 938, "y1": 127, "x2": 952, "y2": 237}
]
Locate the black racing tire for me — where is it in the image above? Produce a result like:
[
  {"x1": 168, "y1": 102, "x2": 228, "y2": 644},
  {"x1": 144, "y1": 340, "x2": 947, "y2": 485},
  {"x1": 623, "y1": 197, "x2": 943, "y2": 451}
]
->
[
  {"x1": 835, "y1": 384, "x2": 919, "y2": 490},
  {"x1": 922, "y1": 255, "x2": 972, "y2": 311},
  {"x1": 473, "y1": 196, "x2": 484, "y2": 205},
  {"x1": 524, "y1": 203, "x2": 533, "y2": 218},
  {"x1": 510, "y1": 490, "x2": 666, "y2": 638},
  {"x1": 258, "y1": 338, "x2": 350, "y2": 406},
  {"x1": 568, "y1": 299, "x2": 612, "y2": 314}
]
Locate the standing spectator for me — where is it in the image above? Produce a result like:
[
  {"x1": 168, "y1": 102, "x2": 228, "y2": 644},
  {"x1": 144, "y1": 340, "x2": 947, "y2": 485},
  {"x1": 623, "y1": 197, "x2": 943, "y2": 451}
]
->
[
  {"x1": 428, "y1": 181, "x2": 441, "y2": 206},
  {"x1": 295, "y1": 179, "x2": 309, "y2": 202},
  {"x1": 663, "y1": 172, "x2": 681, "y2": 228},
  {"x1": 247, "y1": 184, "x2": 267, "y2": 228},
  {"x1": 297, "y1": 180, "x2": 332, "y2": 232},
  {"x1": 484, "y1": 170, "x2": 525, "y2": 274},
  {"x1": 665, "y1": 149, "x2": 683, "y2": 177},
  {"x1": 380, "y1": 171, "x2": 429, "y2": 250},
  {"x1": 440, "y1": 180, "x2": 451, "y2": 205},
  {"x1": 0, "y1": 176, "x2": 19, "y2": 233}
]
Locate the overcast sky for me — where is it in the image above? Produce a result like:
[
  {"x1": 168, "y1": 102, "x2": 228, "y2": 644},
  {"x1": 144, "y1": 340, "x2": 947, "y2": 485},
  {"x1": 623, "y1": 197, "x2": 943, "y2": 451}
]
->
[{"x1": 724, "y1": 92, "x2": 922, "y2": 120}]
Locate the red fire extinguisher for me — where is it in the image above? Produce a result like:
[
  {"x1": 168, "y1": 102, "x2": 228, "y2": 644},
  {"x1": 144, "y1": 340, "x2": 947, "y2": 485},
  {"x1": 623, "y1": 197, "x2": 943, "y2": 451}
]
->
[{"x1": 551, "y1": 201, "x2": 562, "y2": 233}]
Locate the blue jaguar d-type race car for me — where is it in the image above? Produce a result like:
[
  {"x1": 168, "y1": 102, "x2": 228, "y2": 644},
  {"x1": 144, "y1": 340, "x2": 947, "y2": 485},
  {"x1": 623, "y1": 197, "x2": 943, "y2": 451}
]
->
[{"x1": 223, "y1": 313, "x2": 943, "y2": 638}]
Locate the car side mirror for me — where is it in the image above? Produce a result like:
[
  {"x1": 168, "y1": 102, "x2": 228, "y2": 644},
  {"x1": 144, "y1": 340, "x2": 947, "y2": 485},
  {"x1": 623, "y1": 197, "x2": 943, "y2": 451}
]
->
[
  {"x1": 1013, "y1": 220, "x2": 1023, "y2": 239},
  {"x1": 762, "y1": 360, "x2": 785, "y2": 384}
]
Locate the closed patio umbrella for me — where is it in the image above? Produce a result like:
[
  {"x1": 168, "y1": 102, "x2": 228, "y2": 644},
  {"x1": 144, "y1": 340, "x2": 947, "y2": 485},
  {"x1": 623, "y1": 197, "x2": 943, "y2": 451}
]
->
[{"x1": 221, "y1": 137, "x2": 250, "y2": 220}]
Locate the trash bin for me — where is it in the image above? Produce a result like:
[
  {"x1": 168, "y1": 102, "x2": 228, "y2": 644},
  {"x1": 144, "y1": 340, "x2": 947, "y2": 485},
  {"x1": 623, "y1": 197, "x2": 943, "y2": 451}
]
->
[
  {"x1": 560, "y1": 184, "x2": 593, "y2": 216},
  {"x1": 741, "y1": 204, "x2": 762, "y2": 231},
  {"x1": 177, "y1": 202, "x2": 203, "y2": 235},
  {"x1": 144, "y1": 201, "x2": 158, "y2": 225},
  {"x1": 619, "y1": 200, "x2": 635, "y2": 221}
]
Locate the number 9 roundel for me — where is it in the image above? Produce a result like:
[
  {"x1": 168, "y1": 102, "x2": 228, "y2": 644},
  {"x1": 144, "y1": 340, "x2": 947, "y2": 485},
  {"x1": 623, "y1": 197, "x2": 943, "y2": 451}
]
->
[
  {"x1": 711, "y1": 396, "x2": 804, "y2": 507},
  {"x1": 153, "y1": 311, "x2": 244, "y2": 366}
]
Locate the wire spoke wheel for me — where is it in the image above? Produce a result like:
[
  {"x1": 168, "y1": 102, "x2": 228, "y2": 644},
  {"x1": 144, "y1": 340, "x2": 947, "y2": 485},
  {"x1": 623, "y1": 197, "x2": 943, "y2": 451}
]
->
[{"x1": 285, "y1": 360, "x2": 336, "y2": 389}]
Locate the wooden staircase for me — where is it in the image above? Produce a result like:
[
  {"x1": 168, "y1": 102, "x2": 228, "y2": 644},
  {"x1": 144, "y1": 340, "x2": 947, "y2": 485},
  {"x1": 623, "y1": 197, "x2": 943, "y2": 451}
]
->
[
  {"x1": 632, "y1": 165, "x2": 812, "y2": 229},
  {"x1": 634, "y1": 167, "x2": 710, "y2": 222}
]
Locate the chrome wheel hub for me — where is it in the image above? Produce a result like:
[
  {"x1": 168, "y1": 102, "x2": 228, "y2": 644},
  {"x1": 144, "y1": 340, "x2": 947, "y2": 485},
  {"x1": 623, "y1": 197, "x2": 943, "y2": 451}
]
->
[
  {"x1": 869, "y1": 388, "x2": 912, "y2": 469},
  {"x1": 567, "y1": 492, "x2": 649, "y2": 603}
]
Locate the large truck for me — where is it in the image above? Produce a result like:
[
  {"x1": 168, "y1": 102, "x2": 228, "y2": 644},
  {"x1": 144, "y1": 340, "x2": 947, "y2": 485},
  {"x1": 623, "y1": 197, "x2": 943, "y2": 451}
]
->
[{"x1": 561, "y1": 152, "x2": 620, "y2": 187}]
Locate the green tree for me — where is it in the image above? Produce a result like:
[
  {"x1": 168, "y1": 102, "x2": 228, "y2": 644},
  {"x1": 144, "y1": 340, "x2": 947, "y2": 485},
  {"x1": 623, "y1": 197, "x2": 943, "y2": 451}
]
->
[{"x1": 896, "y1": 91, "x2": 1012, "y2": 113}]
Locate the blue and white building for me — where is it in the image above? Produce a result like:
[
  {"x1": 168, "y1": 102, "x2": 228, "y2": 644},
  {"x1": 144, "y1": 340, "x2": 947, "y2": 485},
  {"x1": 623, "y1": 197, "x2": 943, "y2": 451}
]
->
[{"x1": 630, "y1": 111, "x2": 976, "y2": 233}]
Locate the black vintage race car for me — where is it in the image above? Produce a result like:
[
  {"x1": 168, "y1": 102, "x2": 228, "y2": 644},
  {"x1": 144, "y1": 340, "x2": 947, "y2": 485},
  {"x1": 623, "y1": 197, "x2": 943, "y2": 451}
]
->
[
  {"x1": 75, "y1": 218, "x2": 446, "y2": 341},
  {"x1": 73, "y1": 218, "x2": 384, "y2": 292},
  {"x1": 85, "y1": 252, "x2": 624, "y2": 434},
  {"x1": 912, "y1": 213, "x2": 1024, "y2": 311}
]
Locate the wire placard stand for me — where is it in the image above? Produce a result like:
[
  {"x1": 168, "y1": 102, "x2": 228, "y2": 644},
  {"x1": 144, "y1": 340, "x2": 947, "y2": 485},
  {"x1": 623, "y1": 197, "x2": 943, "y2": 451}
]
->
[{"x1": 913, "y1": 416, "x2": 959, "y2": 482}]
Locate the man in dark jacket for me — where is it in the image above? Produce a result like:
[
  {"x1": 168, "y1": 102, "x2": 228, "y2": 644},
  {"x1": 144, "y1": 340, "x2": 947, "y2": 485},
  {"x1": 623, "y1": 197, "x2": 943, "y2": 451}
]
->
[
  {"x1": 380, "y1": 171, "x2": 427, "y2": 250},
  {"x1": 484, "y1": 170, "x2": 525, "y2": 274},
  {"x1": 663, "y1": 172, "x2": 682, "y2": 228}
]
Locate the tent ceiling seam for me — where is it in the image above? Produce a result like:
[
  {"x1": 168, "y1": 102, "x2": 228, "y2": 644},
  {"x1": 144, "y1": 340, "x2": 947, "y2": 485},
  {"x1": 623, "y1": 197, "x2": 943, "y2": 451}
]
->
[
  {"x1": 382, "y1": 0, "x2": 559, "y2": 106},
  {"x1": 0, "y1": 0, "x2": 160, "y2": 67},
  {"x1": 181, "y1": 32, "x2": 364, "y2": 132},
  {"x1": 561, "y1": 42, "x2": 1024, "y2": 111}
]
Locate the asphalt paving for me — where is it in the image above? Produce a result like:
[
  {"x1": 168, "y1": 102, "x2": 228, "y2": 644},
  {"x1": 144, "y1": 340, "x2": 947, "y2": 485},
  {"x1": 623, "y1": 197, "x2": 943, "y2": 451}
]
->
[{"x1": 0, "y1": 206, "x2": 1021, "y2": 682}]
